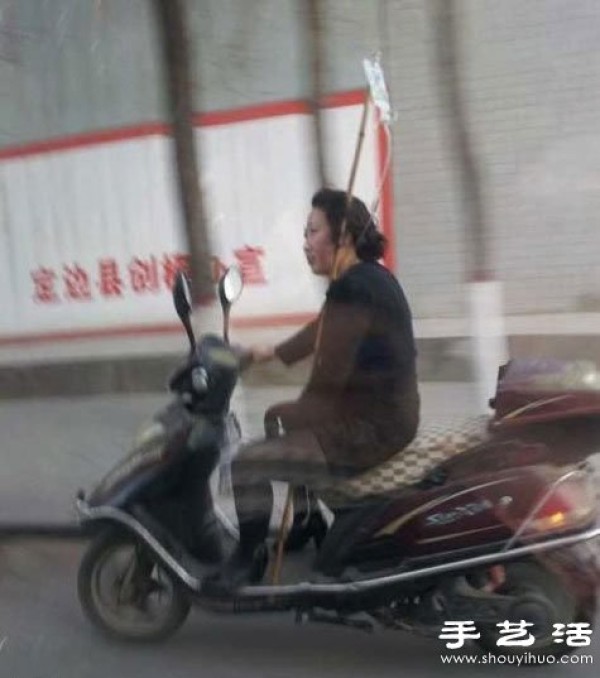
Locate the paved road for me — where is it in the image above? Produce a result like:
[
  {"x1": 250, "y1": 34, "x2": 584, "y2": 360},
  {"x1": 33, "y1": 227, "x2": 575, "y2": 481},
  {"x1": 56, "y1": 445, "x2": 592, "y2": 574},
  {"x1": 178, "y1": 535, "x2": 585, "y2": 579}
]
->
[
  {"x1": 0, "y1": 538, "x2": 597, "y2": 678},
  {"x1": 0, "y1": 383, "x2": 599, "y2": 677}
]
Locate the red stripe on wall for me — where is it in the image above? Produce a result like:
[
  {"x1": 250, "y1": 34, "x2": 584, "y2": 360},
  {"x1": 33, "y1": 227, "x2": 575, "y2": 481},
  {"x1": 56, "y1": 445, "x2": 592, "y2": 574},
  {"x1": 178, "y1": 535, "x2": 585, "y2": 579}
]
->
[
  {"x1": 195, "y1": 100, "x2": 309, "y2": 127},
  {"x1": 232, "y1": 312, "x2": 315, "y2": 329},
  {"x1": 0, "y1": 90, "x2": 367, "y2": 160},
  {"x1": 0, "y1": 322, "x2": 182, "y2": 347},
  {"x1": 321, "y1": 89, "x2": 366, "y2": 109},
  {"x1": 0, "y1": 122, "x2": 170, "y2": 161},
  {"x1": 0, "y1": 313, "x2": 316, "y2": 348},
  {"x1": 195, "y1": 90, "x2": 365, "y2": 126}
]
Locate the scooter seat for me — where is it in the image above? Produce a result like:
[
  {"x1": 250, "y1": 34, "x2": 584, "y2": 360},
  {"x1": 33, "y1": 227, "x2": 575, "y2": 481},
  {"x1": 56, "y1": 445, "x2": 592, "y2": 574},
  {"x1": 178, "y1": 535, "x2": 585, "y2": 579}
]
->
[{"x1": 327, "y1": 416, "x2": 490, "y2": 500}]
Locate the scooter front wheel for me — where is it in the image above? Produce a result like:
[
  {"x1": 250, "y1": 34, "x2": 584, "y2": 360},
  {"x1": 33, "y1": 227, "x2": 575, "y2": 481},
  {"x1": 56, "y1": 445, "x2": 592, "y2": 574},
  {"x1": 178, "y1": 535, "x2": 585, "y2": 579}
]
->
[{"x1": 78, "y1": 527, "x2": 191, "y2": 642}]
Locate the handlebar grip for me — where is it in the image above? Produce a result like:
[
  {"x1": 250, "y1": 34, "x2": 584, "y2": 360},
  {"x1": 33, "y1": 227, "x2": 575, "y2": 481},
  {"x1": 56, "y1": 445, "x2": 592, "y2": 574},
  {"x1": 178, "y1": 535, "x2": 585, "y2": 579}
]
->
[{"x1": 233, "y1": 345, "x2": 254, "y2": 373}]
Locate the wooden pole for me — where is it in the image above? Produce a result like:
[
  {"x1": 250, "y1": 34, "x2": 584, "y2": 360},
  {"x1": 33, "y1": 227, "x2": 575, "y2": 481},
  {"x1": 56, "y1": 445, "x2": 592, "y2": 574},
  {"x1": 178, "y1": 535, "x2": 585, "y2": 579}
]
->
[
  {"x1": 331, "y1": 90, "x2": 371, "y2": 280},
  {"x1": 269, "y1": 489, "x2": 294, "y2": 585},
  {"x1": 270, "y1": 91, "x2": 372, "y2": 585},
  {"x1": 345, "y1": 91, "x2": 371, "y2": 209}
]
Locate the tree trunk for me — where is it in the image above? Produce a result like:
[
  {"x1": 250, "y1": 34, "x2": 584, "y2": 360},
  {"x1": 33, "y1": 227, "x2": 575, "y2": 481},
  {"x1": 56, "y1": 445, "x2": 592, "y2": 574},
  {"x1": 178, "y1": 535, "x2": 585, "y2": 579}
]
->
[
  {"x1": 431, "y1": 0, "x2": 488, "y2": 280},
  {"x1": 301, "y1": 0, "x2": 328, "y2": 188},
  {"x1": 152, "y1": 0, "x2": 213, "y2": 304},
  {"x1": 430, "y1": 0, "x2": 507, "y2": 411}
]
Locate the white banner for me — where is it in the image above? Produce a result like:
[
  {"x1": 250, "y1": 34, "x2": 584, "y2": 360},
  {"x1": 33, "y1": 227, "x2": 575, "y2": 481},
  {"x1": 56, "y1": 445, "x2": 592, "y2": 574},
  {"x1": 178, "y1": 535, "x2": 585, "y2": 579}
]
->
[{"x1": 0, "y1": 97, "x2": 381, "y2": 339}]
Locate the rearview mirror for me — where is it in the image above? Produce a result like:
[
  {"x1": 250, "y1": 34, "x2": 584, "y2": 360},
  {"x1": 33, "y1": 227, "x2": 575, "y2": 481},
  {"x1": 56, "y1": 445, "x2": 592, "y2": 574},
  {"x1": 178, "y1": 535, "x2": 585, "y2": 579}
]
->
[
  {"x1": 218, "y1": 266, "x2": 244, "y2": 344},
  {"x1": 173, "y1": 271, "x2": 192, "y2": 322},
  {"x1": 172, "y1": 271, "x2": 195, "y2": 352},
  {"x1": 218, "y1": 266, "x2": 243, "y2": 308}
]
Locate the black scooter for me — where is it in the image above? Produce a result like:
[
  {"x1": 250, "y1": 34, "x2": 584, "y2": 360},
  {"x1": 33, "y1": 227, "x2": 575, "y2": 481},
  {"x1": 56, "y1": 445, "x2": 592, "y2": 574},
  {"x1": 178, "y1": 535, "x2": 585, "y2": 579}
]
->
[{"x1": 76, "y1": 268, "x2": 600, "y2": 657}]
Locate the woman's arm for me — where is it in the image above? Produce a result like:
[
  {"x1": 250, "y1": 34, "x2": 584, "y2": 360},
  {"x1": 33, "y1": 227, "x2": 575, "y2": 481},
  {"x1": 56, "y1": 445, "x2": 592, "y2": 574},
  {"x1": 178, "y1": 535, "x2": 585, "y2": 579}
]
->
[
  {"x1": 310, "y1": 293, "x2": 370, "y2": 392},
  {"x1": 274, "y1": 316, "x2": 320, "y2": 366}
]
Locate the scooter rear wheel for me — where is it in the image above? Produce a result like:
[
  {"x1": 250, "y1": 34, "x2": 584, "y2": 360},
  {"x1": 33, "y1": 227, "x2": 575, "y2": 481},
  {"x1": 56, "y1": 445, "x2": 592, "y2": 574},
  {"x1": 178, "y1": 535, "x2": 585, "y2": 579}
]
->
[
  {"x1": 78, "y1": 528, "x2": 191, "y2": 642},
  {"x1": 475, "y1": 560, "x2": 592, "y2": 660}
]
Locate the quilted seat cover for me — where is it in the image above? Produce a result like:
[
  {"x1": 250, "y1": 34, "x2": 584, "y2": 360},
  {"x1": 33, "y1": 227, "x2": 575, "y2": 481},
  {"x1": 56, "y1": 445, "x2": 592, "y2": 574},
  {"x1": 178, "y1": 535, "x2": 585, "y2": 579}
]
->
[{"x1": 327, "y1": 416, "x2": 490, "y2": 500}]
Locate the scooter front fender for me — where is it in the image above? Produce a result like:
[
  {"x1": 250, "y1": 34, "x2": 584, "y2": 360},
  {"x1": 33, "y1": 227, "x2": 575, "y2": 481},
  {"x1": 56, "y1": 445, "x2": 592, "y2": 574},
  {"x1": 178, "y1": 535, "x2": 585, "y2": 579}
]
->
[{"x1": 75, "y1": 498, "x2": 207, "y2": 591}]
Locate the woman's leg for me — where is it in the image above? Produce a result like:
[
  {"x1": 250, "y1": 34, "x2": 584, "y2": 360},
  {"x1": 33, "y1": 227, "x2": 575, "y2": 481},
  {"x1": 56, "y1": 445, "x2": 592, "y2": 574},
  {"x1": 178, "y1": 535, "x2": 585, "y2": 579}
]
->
[
  {"x1": 232, "y1": 428, "x2": 330, "y2": 553},
  {"x1": 203, "y1": 429, "x2": 330, "y2": 593}
]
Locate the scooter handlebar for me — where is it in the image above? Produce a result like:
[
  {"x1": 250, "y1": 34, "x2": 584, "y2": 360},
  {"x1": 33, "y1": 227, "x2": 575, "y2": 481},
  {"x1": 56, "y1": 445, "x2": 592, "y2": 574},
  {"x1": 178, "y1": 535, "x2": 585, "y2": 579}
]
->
[{"x1": 232, "y1": 344, "x2": 254, "y2": 373}]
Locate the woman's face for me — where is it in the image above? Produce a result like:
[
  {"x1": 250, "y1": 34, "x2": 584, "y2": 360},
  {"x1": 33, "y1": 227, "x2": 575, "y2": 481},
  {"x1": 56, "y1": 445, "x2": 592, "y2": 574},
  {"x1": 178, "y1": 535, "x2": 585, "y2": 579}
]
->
[{"x1": 303, "y1": 207, "x2": 337, "y2": 277}]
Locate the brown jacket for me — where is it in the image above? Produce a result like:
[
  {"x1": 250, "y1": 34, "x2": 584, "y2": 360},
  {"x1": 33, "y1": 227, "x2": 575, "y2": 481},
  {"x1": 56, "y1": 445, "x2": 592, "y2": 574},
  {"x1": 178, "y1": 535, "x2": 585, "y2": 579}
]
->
[{"x1": 272, "y1": 262, "x2": 419, "y2": 472}]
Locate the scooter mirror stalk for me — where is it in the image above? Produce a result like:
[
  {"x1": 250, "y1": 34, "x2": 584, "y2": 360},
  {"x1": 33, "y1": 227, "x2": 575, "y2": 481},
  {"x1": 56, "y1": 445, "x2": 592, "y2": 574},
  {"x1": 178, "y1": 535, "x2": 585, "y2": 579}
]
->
[
  {"x1": 218, "y1": 266, "x2": 244, "y2": 344},
  {"x1": 172, "y1": 271, "x2": 196, "y2": 353}
]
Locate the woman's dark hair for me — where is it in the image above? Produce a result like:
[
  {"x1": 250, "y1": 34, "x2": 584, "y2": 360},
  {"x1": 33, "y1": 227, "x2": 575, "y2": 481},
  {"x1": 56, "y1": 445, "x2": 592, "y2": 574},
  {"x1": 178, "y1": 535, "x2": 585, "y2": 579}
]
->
[{"x1": 311, "y1": 188, "x2": 387, "y2": 262}]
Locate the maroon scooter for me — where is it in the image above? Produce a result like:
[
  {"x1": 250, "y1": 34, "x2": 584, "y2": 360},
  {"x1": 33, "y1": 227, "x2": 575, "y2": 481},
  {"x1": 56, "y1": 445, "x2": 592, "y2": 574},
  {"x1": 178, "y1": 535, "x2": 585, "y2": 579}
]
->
[{"x1": 75, "y1": 268, "x2": 600, "y2": 659}]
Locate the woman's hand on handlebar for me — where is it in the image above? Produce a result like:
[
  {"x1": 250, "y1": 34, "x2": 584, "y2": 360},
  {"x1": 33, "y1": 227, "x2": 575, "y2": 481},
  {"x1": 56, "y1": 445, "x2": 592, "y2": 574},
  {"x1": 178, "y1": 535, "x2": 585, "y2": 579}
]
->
[
  {"x1": 250, "y1": 345, "x2": 276, "y2": 364},
  {"x1": 232, "y1": 344, "x2": 275, "y2": 372}
]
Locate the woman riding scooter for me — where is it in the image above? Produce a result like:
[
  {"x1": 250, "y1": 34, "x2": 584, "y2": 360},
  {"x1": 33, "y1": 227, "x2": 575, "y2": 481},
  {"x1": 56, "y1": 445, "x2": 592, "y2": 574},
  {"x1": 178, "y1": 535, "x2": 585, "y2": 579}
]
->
[
  {"x1": 203, "y1": 187, "x2": 421, "y2": 594},
  {"x1": 76, "y1": 205, "x2": 600, "y2": 649}
]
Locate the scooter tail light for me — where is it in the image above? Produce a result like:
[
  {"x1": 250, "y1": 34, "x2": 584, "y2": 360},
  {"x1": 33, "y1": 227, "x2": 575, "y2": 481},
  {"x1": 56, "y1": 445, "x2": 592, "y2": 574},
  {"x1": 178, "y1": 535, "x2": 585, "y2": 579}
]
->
[{"x1": 527, "y1": 473, "x2": 597, "y2": 534}]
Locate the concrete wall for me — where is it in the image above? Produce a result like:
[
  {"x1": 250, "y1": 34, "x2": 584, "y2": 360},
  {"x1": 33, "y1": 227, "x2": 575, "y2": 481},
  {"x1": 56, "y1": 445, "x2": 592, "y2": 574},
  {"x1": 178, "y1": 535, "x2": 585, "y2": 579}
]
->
[
  {"x1": 0, "y1": 0, "x2": 162, "y2": 143},
  {"x1": 383, "y1": 0, "x2": 600, "y2": 317},
  {"x1": 1, "y1": 0, "x2": 600, "y2": 321}
]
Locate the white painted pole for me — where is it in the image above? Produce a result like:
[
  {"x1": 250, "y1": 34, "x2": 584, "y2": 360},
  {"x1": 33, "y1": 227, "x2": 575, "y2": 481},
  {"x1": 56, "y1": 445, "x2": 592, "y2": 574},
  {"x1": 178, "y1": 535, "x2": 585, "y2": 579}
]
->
[{"x1": 468, "y1": 279, "x2": 509, "y2": 414}]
